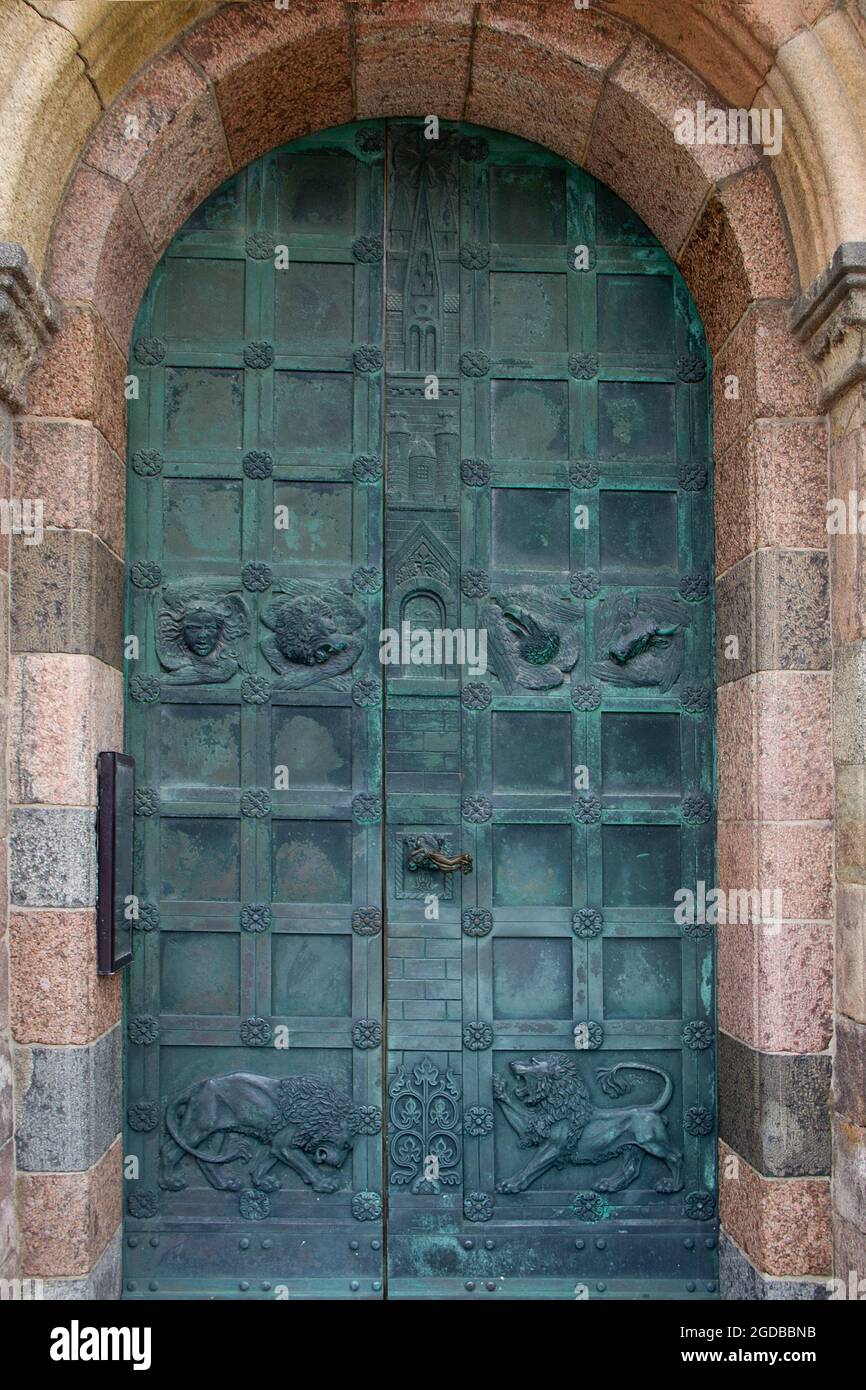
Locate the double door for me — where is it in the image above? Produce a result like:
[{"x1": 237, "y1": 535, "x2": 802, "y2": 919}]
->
[{"x1": 123, "y1": 120, "x2": 716, "y2": 1300}]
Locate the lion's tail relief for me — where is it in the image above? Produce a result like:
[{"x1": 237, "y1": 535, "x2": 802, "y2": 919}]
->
[
  {"x1": 164, "y1": 1096, "x2": 250, "y2": 1165},
  {"x1": 596, "y1": 1063, "x2": 674, "y2": 1113}
]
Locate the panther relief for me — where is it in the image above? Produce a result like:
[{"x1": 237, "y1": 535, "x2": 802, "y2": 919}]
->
[
  {"x1": 158, "y1": 1073, "x2": 378, "y2": 1195},
  {"x1": 492, "y1": 1055, "x2": 683, "y2": 1194}
]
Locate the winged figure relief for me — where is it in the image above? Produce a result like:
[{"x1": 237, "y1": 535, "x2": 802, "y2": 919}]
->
[
  {"x1": 483, "y1": 586, "x2": 582, "y2": 692},
  {"x1": 260, "y1": 579, "x2": 365, "y2": 691}
]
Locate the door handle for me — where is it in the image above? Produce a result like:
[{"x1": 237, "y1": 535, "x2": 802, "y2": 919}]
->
[{"x1": 405, "y1": 834, "x2": 473, "y2": 875}]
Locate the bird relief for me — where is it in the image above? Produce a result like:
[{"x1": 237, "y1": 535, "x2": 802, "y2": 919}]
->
[{"x1": 483, "y1": 586, "x2": 582, "y2": 691}]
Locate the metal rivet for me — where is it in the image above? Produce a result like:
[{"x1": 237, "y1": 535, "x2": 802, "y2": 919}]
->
[
  {"x1": 463, "y1": 1239, "x2": 474, "y2": 1250},
  {"x1": 239, "y1": 1281, "x2": 249, "y2": 1292},
  {"x1": 596, "y1": 1281, "x2": 606, "y2": 1292},
  {"x1": 686, "y1": 1281, "x2": 696, "y2": 1292},
  {"x1": 595, "y1": 1238, "x2": 606, "y2": 1250},
  {"x1": 127, "y1": 1237, "x2": 139, "y2": 1248},
  {"x1": 239, "y1": 1238, "x2": 250, "y2": 1250},
  {"x1": 465, "y1": 1280, "x2": 475, "y2": 1291},
  {"x1": 706, "y1": 1281, "x2": 716, "y2": 1292},
  {"x1": 371, "y1": 1239, "x2": 381, "y2": 1250},
  {"x1": 486, "y1": 1281, "x2": 496, "y2": 1291},
  {"x1": 683, "y1": 1238, "x2": 694, "y2": 1250},
  {"x1": 349, "y1": 1240, "x2": 359, "y2": 1251},
  {"x1": 485, "y1": 1240, "x2": 495, "y2": 1250},
  {"x1": 575, "y1": 1238, "x2": 585, "y2": 1250},
  {"x1": 126, "y1": 1282, "x2": 136, "y2": 1291},
  {"x1": 705, "y1": 1238, "x2": 716, "y2": 1249},
  {"x1": 350, "y1": 1280, "x2": 360, "y2": 1291},
  {"x1": 261, "y1": 1238, "x2": 272, "y2": 1250},
  {"x1": 148, "y1": 1281, "x2": 159, "y2": 1292},
  {"x1": 150, "y1": 1236, "x2": 159, "y2": 1247},
  {"x1": 372, "y1": 1280, "x2": 382, "y2": 1291},
  {"x1": 262, "y1": 1282, "x2": 271, "y2": 1291}
]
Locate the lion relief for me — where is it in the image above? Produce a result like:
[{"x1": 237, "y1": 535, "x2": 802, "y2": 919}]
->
[
  {"x1": 158, "y1": 1073, "x2": 379, "y2": 1196},
  {"x1": 493, "y1": 1055, "x2": 683, "y2": 1195}
]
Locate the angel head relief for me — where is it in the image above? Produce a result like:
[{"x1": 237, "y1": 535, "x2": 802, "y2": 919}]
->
[{"x1": 157, "y1": 584, "x2": 251, "y2": 684}]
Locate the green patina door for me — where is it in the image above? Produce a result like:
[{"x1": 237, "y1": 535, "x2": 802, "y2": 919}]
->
[{"x1": 124, "y1": 120, "x2": 715, "y2": 1301}]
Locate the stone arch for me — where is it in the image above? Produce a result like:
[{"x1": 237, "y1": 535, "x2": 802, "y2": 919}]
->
[{"x1": 5, "y1": 0, "x2": 862, "y2": 1299}]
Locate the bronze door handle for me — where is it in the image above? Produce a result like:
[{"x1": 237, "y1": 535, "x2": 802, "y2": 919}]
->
[{"x1": 405, "y1": 834, "x2": 473, "y2": 875}]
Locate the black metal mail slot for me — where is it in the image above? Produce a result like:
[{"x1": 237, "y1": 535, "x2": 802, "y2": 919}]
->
[{"x1": 96, "y1": 751, "x2": 135, "y2": 975}]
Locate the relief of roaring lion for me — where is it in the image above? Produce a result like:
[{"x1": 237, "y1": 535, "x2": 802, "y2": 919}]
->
[
  {"x1": 493, "y1": 1055, "x2": 683, "y2": 1194},
  {"x1": 158, "y1": 1073, "x2": 376, "y2": 1195}
]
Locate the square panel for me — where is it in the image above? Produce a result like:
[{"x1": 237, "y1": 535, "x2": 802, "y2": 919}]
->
[
  {"x1": 602, "y1": 938, "x2": 683, "y2": 1019},
  {"x1": 492, "y1": 824, "x2": 573, "y2": 906},
  {"x1": 160, "y1": 932, "x2": 240, "y2": 1015},
  {"x1": 597, "y1": 274, "x2": 675, "y2": 356},
  {"x1": 489, "y1": 165, "x2": 566, "y2": 244},
  {"x1": 598, "y1": 382, "x2": 675, "y2": 461},
  {"x1": 599, "y1": 489, "x2": 678, "y2": 573},
  {"x1": 272, "y1": 820, "x2": 353, "y2": 903},
  {"x1": 490, "y1": 272, "x2": 567, "y2": 352},
  {"x1": 273, "y1": 481, "x2": 353, "y2": 563},
  {"x1": 165, "y1": 369, "x2": 244, "y2": 450},
  {"x1": 491, "y1": 380, "x2": 569, "y2": 460},
  {"x1": 162, "y1": 479, "x2": 243, "y2": 562},
  {"x1": 492, "y1": 487, "x2": 570, "y2": 570},
  {"x1": 271, "y1": 707, "x2": 352, "y2": 790},
  {"x1": 164, "y1": 258, "x2": 246, "y2": 343},
  {"x1": 275, "y1": 263, "x2": 355, "y2": 350},
  {"x1": 160, "y1": 706, "x2": 242, "y2": 788},
  {"x1": 275, "y1": 151, "x2": 357, "y2": 234},
  {"x1": 601, "y1": 713, "x2": 682, "y2": 798},
  {"x1": 602, "y1": 824, "x2": 680, "y2": 907},
  {"x1": 160, "y1": 818, "x2": 240, "y2": 901},
  {"x1": 272, "y1": 933, "x2": 353, "y2": 1016},
  {"x1": 493, "y1": 937, "x2": 572, "y2": 1019},
  {"x1": 492, "y1": 711, "x2": 571, "y2": 792},
  {"x1": 274, "y1": 371, "x2": 354, "y2": 454}
]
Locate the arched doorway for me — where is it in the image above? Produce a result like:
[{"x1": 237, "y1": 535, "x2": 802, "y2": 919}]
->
[{"x1": 122, "y1": 119, "x2": 715, "y2": 1300}]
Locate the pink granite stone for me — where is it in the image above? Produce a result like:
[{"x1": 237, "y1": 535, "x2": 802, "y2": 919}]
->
[
  {"x1": 85, "y1": 49, "x2": 232, "y2": 256},
  {"x1": 47, "y1": 166, "x2": 156, "y2": 353},
  {"x1": 356, "y1": 0, "x2": 475, "y2": 119},
  {"x1": 182, "y1": 0, "x2": 353, "y2": 168},
  {"x1": 717, "y1": 677, "x2": 757, "y2": 822},
  {"x1": 719, "y1": 1139, "x2": 832, "y2": 1277},
  {"x1": 19, "y1": 1138, "x2": 121, "y2": 1278},
  {"x1": 755, "y1": 671, "x2": 832, "y2": 822},
  {"x1": 713, "y1": 303, "x2": 818, "y2": 456},
  {"x1": 13, "y1": 420, "x2": 124, "y2": 559},
  {"x1": 10, "y1": 654, "x2": 122, "y2": 807},
  {"x1": 680, "y1": 165, "x2": 795, "y2": 353},
  {"x1": 9, "y1": 909, "x2": 121, "y2": 1046},
  {"x1": 24, "y1": 308, "x2": 127, "y2": 459}
]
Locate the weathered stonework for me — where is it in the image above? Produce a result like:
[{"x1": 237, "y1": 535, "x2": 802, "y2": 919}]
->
[{"x1": 0, "y1": 244, "x2": 59, "y2": 412}]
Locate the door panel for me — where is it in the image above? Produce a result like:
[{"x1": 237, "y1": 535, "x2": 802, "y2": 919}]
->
[
  {"x1": 383, "y1": 124, "x2": 715, "y2": 1300},
  {"x1": 124, "y1": 125, "x2": 386, "y2": 1300},
  {"x1": 123, "y1": 120, "x2": 715, "y2": 1301}
]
